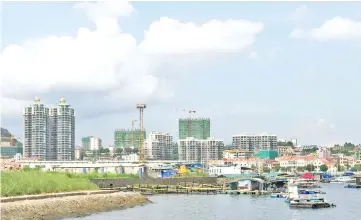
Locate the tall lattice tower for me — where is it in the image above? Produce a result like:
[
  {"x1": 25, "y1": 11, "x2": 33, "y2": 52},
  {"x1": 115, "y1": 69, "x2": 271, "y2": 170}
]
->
[{"x1": 136, "y1": 104, "x2": 146, "y2": 162}]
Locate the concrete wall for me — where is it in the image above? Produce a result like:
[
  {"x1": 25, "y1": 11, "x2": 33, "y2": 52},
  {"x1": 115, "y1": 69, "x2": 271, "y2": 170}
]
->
[{"x1": 91, "y1": 177, "x2": 218, "y2": 188}]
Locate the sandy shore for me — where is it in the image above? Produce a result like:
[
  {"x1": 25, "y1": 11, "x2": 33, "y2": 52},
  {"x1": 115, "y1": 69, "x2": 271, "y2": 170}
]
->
[{"x1": 1, "y1": 191, "x2": 150, "y2": 220}]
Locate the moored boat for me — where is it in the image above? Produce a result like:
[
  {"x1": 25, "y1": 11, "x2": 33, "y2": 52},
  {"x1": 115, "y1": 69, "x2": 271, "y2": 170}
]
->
[
  {"x1": 289, "y1": 198, "x2": 336, "y2": 208},
  {"x1": 298, "y1": 189, "x2": 325, "y2": 195},
  {"x1": 330, "y1": 176, "x2": 356, "y2": 183},
  {"x1": 270, "y1": 193, "x2": 286, "y2": 198}
]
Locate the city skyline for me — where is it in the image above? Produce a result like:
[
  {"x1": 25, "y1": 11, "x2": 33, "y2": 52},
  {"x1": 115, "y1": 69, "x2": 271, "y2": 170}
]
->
[{"x1": 1, "y1": 1, "x2": 361, "y2": 146}]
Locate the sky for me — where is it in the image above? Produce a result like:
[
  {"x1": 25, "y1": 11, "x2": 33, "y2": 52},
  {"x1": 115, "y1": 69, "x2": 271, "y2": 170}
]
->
[{"x1": 1, "y1": 1, "x2": 361, "y2": 146}]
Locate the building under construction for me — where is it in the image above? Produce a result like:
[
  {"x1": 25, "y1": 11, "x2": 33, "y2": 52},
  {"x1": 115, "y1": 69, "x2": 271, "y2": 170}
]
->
[
  {"x1": 178, "y1": 118, "x2": 210, "y2": 140},
  {"x1": 114, "y1": 129, "x2": 146, "y2": 149}
]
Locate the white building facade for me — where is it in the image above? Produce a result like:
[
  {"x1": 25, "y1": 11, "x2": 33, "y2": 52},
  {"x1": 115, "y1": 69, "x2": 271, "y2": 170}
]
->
[
  {"x1": 144, "y1": 132, "x2": 173, "y2": 160},
  {"x1": 232, "y1": 133, "x2": 277, "y2": 151},
  {"x1": 23, "y1": 97, "x2": 75, "y2": 161},
  {"x1": 178, "y1": 137, "x2": 224, "y2": 164}
]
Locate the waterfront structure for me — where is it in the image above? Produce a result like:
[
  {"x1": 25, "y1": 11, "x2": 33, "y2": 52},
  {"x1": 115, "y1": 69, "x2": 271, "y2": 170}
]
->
[
  {"x1": 178, "y1": 137, "x2": 224, "y2": 164},
  {"x1": 82, "y1": 136, "x2": 102, "y2": 150},
  {"x1": 144, "y1": 132, "x2": 174, "y2": 160},
  {"x1": 114, "y1": 129, "x2": 146, "y2": 149},
  {"x1": 223, "y1": 149, "x2": 253, "y2": 159},
  {"x1": 23, "y1": 97, "x2": 75, "y2": 161},
  {"x1": 232, "y1": 133, "x2": 277, "y2": 151},
  {"x1": 178, "y1": 118, "x2": 210, "y2": 140}
]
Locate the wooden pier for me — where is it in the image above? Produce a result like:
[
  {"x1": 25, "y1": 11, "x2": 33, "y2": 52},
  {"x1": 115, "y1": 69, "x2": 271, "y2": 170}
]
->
[{"x1": 101, "y1": 182, "x2": 272, "y2": 196}]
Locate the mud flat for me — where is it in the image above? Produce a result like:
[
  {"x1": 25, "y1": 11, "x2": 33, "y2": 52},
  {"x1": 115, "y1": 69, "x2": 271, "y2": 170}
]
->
[{"x1": 1, "y1": 191, "x2": 150, "y2": 220}]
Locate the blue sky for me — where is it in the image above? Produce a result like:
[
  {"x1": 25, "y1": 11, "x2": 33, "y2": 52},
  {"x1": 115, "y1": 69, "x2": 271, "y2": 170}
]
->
[{"x1": 1, "y1": 1, "x2": 361, "y2": 146}]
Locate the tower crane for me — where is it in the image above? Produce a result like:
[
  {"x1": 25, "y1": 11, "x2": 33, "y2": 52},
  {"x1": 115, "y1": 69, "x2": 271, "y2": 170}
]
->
[{"x1": 136, "y1": 104, "x2": 146, "y2": 162}]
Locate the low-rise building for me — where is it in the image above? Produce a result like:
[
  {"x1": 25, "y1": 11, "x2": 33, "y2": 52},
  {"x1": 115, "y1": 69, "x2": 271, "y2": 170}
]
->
[
  {"x1": 277, "y1": 146, "x2": 294, "y2": 156},
  {"x1": 82, "y1": 136, "x2": 102, "y2": 151},
  {"x1": 224, "y1": 157, "x2": 264, "y2": 169},
  {"x1": 121, "y1": 153, "x2": 139, "y2": 162},
  {"x1": 223, "y1": 149, "x2": 253, "y2": 159},
  {"x1": 317, "y1": 147, "x2": 331, "y2": 159},
  {"x1": 276, "y1": 156, "x2": 335, "y2": 171}
]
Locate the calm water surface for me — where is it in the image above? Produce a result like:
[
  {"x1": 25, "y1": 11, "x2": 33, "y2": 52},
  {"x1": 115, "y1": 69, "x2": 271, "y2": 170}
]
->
[{"x1": 66, "y1": 184, "x2": 360, "y2": 220}]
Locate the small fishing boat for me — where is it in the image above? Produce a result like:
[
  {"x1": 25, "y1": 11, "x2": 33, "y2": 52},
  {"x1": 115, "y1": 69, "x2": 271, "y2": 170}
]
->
[
  {"x1": 330, "y1": 176, "x2": 356, "y2": 183},
  {"x1": 289, "y1": 198, "x2": 336, "y2": 208},
  {"x1": 298, "y1": 189, "x2": 325, "y2": 195},
  {"x1": 270, "y1": 193, "x2": 286, "y2": 198},
  {"x1": 344, "y1": 184, "x2": 361, "y2": 189}
]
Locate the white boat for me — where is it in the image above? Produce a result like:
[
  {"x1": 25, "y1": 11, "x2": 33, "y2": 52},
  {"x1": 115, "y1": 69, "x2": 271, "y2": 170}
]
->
[
  {"x1": 286, "y1": 179, "x2": 335, "y2": 208},
  {"x1": 330, "y1": 176, "x2": 356, "y2": 183}
]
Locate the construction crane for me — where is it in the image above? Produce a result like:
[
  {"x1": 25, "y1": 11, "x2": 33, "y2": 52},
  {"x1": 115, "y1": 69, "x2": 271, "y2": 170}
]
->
[
  {"x1": 131, "y1": 120, "x2": 137, "y2": 148},
  {"x1": 136, "y1": 104, "x2": 146, "y2": 162}
]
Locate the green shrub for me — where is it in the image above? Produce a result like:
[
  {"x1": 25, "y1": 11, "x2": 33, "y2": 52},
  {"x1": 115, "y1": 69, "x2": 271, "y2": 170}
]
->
[{"x1": 0, "y1": 170, "x2": 98, "y2": 197}]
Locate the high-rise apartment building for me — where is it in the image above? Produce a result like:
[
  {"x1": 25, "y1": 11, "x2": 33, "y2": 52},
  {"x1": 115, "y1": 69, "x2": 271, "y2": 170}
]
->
[
  {"x1": 55, "y1": 98, "x2": 75, "y2": 161},
  {"x1": 23, "y1": 97, "x2": 50, "y2": 160},
  {"x1": 178, "y1": 118, "x2": 210, "y2": 140},
  {"x1": 23, "y1": 97, "x2": 75, "y2": 161},
  {"x1": 144, "y1": 132, "x2": 174, "y2": 160},
  {"x1": 178, "y1": 137, "x2": 224, "y2": 164},
  {"x1": 114, "y1": 129, "x2": 146, "y2": 149},
  {"x1": 82, "y1": 136, "x2": 102, "y2": 150},
  {"x1": 232, "y1": 133, "x2": 277, "y2": 151}
]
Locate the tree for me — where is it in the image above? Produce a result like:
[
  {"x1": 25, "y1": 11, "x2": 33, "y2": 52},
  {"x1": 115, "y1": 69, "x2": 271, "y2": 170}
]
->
[
  {"x1": 274, "y1": 165, "x2": 281, "y2": 172},
  {"x1": 302, "y1": 147, "x2": 318, "y2": 155},
  {"x1": 305, "y1": 164, "x2": 315, "y2": 172},
  {"x1": 263, "y1": 167, "x2": 271, "y2": 173},
  {"x1": 277, "y1": 141, "x2": 294, "y2": 147},
  {"x1": 296, "y1": 166, "x2": 304, "y2": 172},
  {"x1": 352, "y1": 164, "x2": 361, "y2": 171},
  {"x1": 320, "y1": 164, "x2": 328, "y2": 172},
  {"x1": 123, "y1": 147, "x2": 133, "y2": 154},
  {"x1": 115, "y1": 148, "x2": 123, "y2": 155}
]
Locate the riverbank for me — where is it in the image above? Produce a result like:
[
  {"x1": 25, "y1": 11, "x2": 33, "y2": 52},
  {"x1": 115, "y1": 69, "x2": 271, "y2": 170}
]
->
[
  {"x1": 1, "y1": 191, "x2": 150, "y2": 220},
  {"x1": 1, "y1": 170, "x2": 138, "y2": 197}
]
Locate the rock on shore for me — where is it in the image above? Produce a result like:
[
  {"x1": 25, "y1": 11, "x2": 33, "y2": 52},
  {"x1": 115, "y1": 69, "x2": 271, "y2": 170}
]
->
[{"x1": 1, "y1": 191, "x2": 150, "y2": 220}]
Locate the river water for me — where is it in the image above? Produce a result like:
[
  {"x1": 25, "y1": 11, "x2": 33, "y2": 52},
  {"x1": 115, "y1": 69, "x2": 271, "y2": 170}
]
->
[{"x1": 65, "y1": 184, "x2": 360, "y2": 220}]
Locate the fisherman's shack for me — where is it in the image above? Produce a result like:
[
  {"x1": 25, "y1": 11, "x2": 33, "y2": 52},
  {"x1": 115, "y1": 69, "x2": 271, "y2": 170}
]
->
[{"x1": 230, "y1": 178, "x2": 266, "y2": 191}]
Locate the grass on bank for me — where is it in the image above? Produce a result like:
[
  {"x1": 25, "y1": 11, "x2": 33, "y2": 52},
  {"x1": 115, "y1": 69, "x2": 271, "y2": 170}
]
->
[{"x1": 0, "y1": 169, "x2": 138, "y2": 197}]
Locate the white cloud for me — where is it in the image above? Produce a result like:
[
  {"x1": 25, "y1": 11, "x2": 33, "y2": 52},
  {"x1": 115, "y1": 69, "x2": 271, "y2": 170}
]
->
[
  {"x1": 291, "y1": 5, "x2": 308, "y2": 22},
  {"x1": 289, "y1": 16, "x2": 361, "y2": 40},
  {"x1": 315, "y1": 118, "x2": 335, "y2": 130},
  {"x1": 1, "y1": 98, "x2": 30, "y2": 118},
  {"x1": 248, "y1": 51, "x2": 259, "y2": 59},
  {"x1": 139, "y1": 17, "x2": 264, "y2": 54},
  {"x1": 0, "y1": 1, "x2": 264, "y2": 118}
]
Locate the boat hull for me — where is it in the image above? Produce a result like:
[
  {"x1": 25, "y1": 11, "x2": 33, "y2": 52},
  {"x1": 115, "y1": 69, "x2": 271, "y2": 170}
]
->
[{"x1": 289, "y1": 203, "x2": 335, "y2": 208}]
